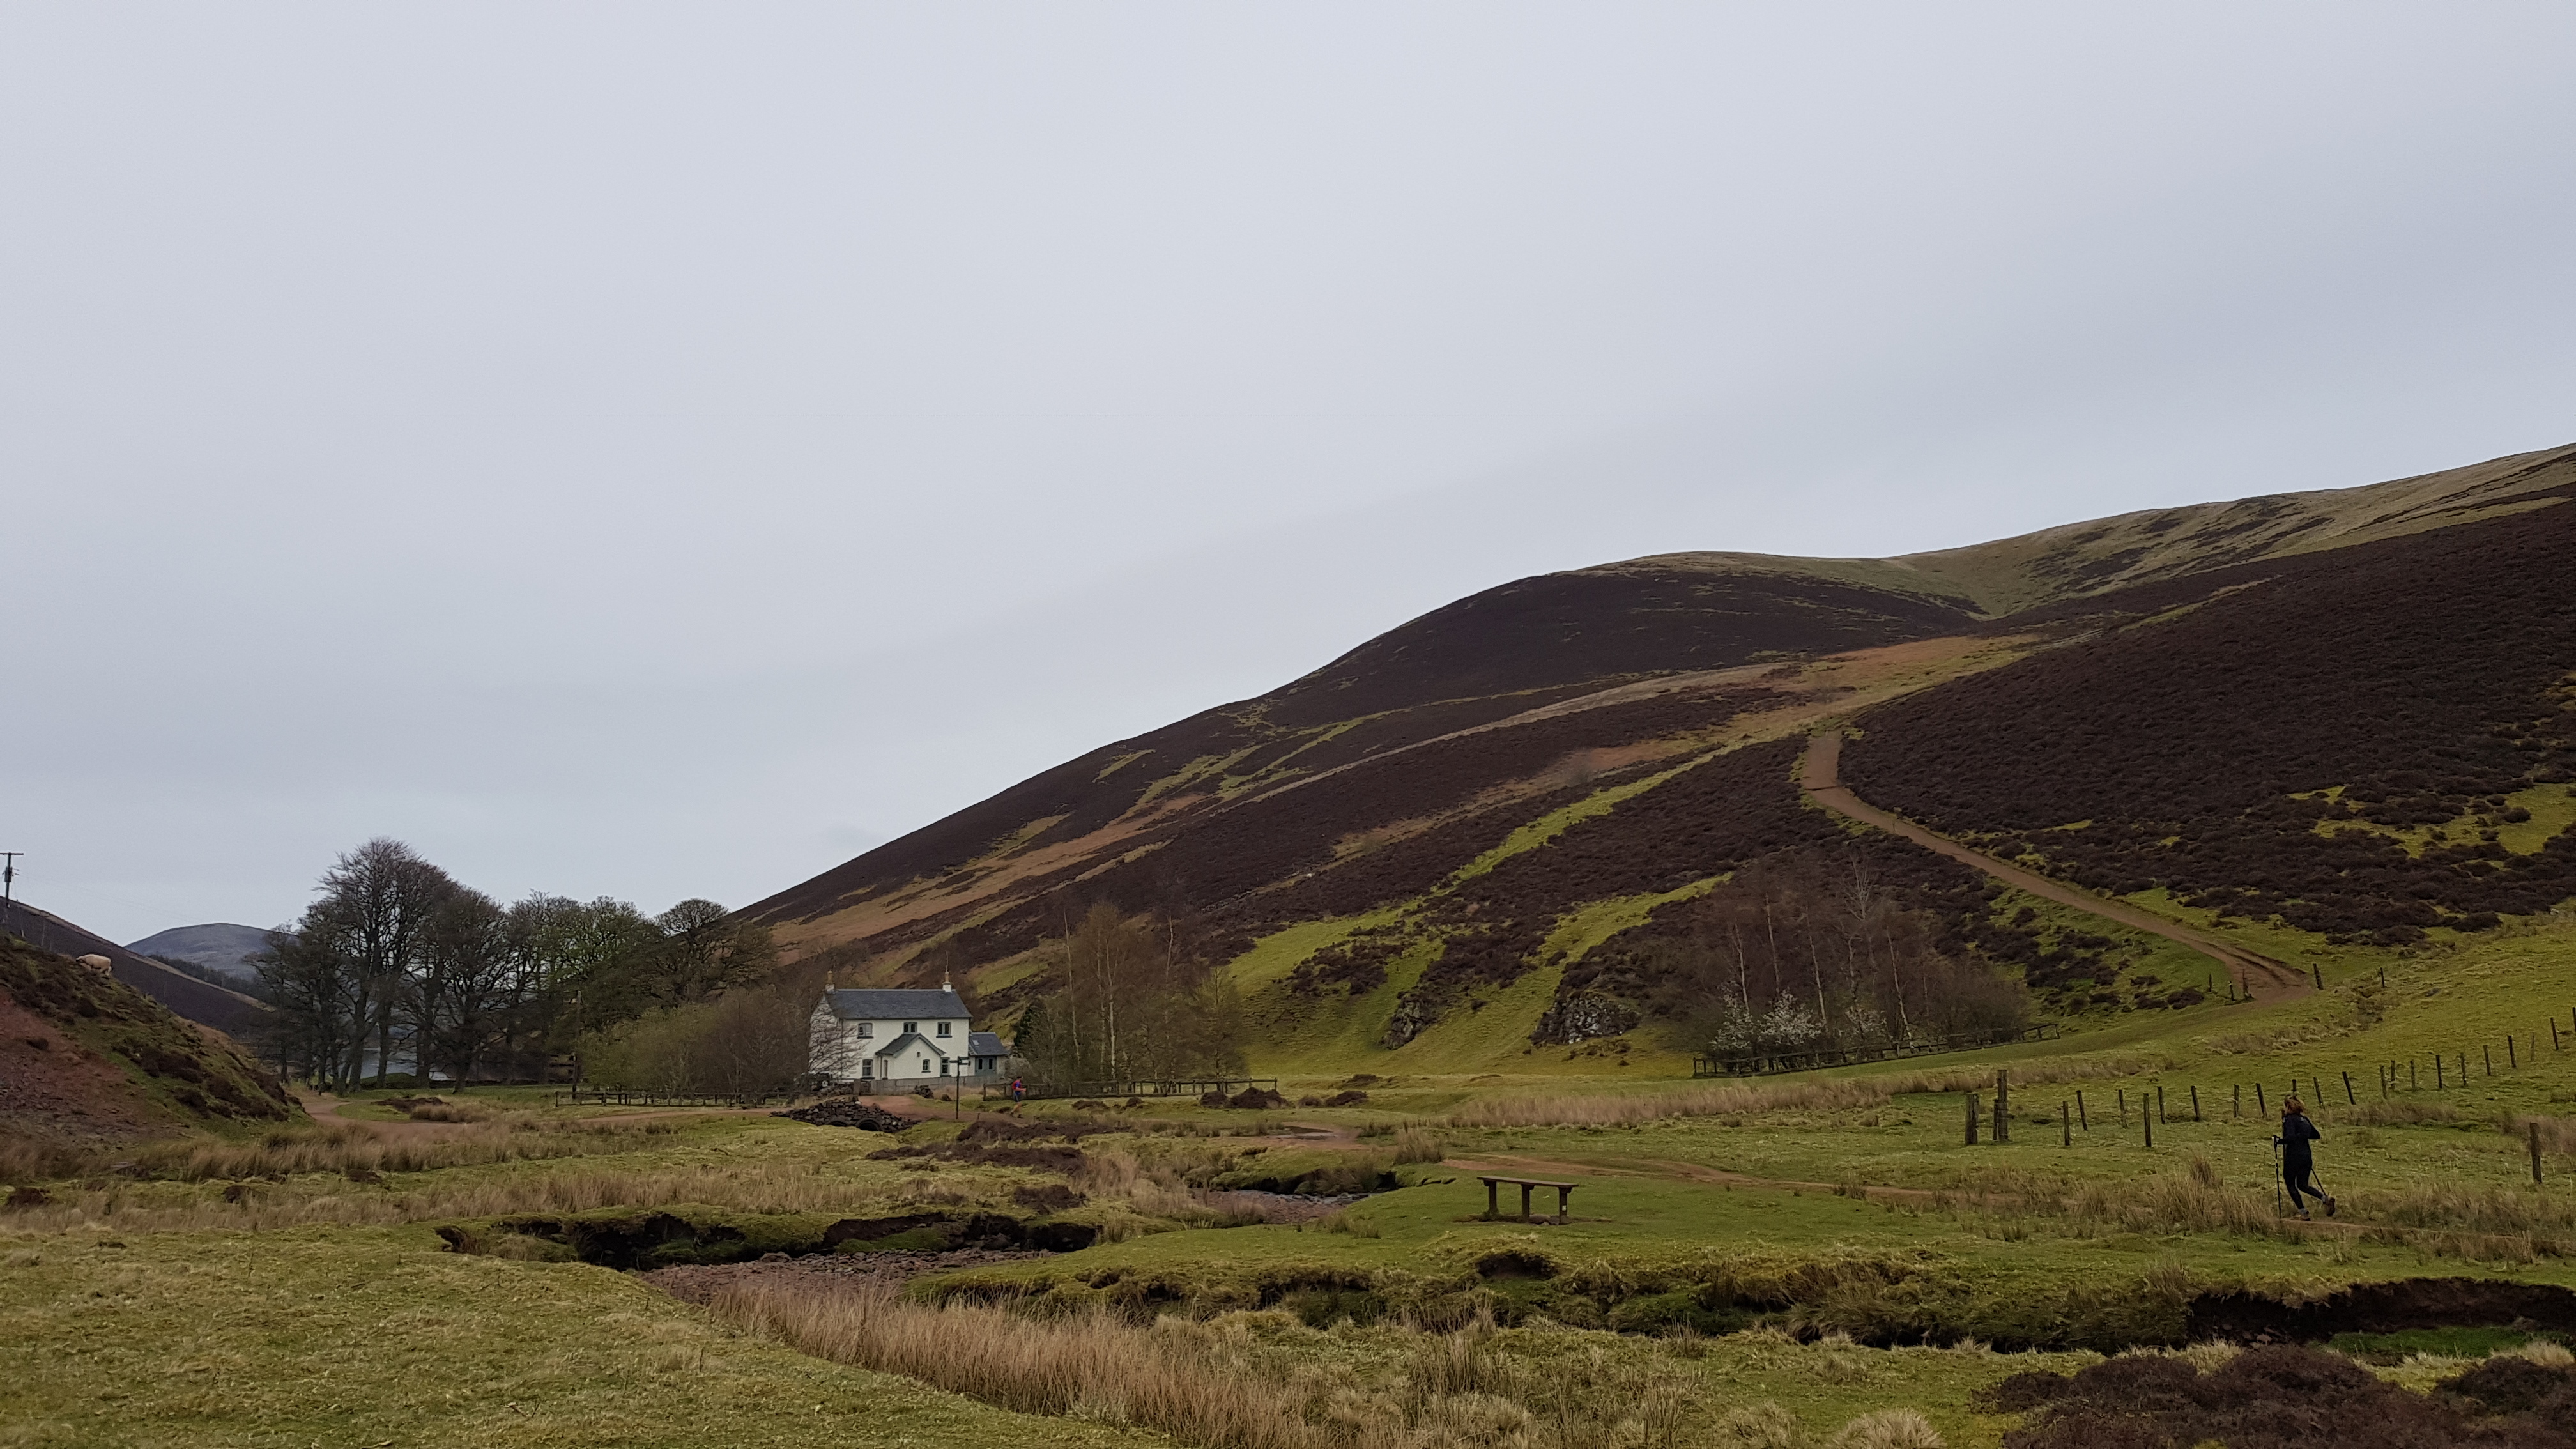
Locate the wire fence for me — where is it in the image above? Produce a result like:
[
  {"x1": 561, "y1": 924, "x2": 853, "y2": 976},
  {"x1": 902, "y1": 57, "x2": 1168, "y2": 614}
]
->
[{"x1": 1950, "y1": 1005, "x2": 2576, "y2": 1185}]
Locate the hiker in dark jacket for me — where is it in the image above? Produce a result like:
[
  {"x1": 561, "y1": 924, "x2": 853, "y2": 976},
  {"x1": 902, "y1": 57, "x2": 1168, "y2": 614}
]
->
[{"x1": 2275, "y1": 1098, "x2": 2335, "y2": 1219}]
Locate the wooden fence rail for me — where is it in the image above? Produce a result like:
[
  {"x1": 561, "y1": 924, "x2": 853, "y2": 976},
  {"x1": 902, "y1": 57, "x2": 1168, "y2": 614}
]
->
[
  {"x1": 554, "y1": 1087, "x2": 795, "y2": 1108},
  {"x1": 1006, "y1": 1077, "x2": 1280, "y2": 1101}
]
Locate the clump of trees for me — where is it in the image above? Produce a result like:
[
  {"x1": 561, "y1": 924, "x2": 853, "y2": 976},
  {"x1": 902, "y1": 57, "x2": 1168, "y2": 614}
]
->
[
  {"x1": 1585, "y1": 851, "x2": 2032, "y2": 1058},
  {"x1": 254, "y1": 838, "x2": 777, "y2": 1091},
  {"x1": 1011, "y1": 903, "x2": 1246, "y2": 1087}
]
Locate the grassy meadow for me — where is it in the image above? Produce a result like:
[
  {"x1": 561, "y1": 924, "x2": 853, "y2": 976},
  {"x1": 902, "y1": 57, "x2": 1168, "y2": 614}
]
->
[{"x1": 8, "y1": 911, "x2": 2576, "y2": 1448}]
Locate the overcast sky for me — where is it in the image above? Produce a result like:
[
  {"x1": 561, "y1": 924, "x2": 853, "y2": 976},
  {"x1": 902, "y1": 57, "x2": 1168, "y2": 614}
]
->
[{"x1": 7, "y1": 4, "x2": 2573, "y2": 944}]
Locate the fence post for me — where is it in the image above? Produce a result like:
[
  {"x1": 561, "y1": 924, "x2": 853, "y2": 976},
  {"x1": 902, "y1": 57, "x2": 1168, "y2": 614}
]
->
[
  {"x1": 2077, "y1": 1090, "x2": 2089, "y2": 1131},
  {"x1": 2062, "y1": 1101, "x2": 2072, "y2": 1147},
  {"x1": 2255, "y1": 1082, "x2": 2266, "y2": 1116},
  {"x1": 2485, "y1": 1046, "x2": 2494, "y2": 1077},
  {"x1": 2119, "y1": 1089, "x2": 2129, "y2": 1127},
  {"x1": 2144, "y1": 1112, "x2": 2154, "y2": 1149},
  {"x1": 1966, "y1": 1092, "x2": 1980, "y2": 1146},
  {"x1": 2312, "y1": 1077, "x2": 2323, "y2": 1105},
  {"x1": 2437, "y1": 1057, "x2": 2446, "y2": 1089},
  {"x1": 2342, "y1": 1071, "x2": 2354, "y2": 1105},
  {"x1": 1995, "y1": 1070, "x2": 2010, "y2": 1144},
  {"x1": 2157, "y1": 1085, "x2": 2167, "y2": 1124},
  {"x1": 2191, "y1": 1085, "x2": 2203, "y2": 1122},
  {"x1": 2536, "y1": 1123, "x2": 2547, "y2": 1186},
  {"x1": 2508, "y1": 1036, "x2": 2517, "y2": 1069},
  {"x1": 2234, "y1": 1083, "x2": 2242, "y2": 1119}
]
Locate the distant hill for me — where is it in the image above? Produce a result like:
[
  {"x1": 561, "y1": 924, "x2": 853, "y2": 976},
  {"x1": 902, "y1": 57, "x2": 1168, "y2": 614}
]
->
[
  {"x1": 0, "y1": 900, "x2": 272, "y2": 1037},
  {"x1": 742, "y1": 441, "x2": 2576, "y2": 1068},
  {"x1": 0, "y1": 933, "x2": 298, "y2": 1153},
  {"x1": 127, "y1": 922, "x2": 273, "y2": 982}
]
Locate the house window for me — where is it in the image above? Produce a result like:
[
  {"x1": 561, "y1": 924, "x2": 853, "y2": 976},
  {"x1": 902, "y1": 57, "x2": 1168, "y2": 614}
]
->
[
  {"x1": 919, "y1": 1058, "x2": 930, "y2": 1074},
  {"x1": 936, "y1": 1022, "x2": 952, "y2": 1038},
  {"x1": 903, "y1": 1022, "x2": 917, "y2": 1034},
  {"x1": 854, "y1": 1022, "x2": 872, "y2": 1038},
  {"x1": 860, "y1": 1061, "x2": 873, "y2": 1079}
]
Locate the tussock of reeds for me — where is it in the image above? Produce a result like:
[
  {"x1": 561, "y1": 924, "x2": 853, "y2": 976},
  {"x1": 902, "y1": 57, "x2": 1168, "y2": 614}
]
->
[
  {"x1": 0, "y1": 1138, "x2": 92, "y2": 1185},
  {"x1": 2329, "y1": 1100, "x2": 2460, "y2": 1128},
  {"x1": 2500, "y1": 1112, "x2": 2576, "y2": 1155},
  {"x1": 2061, "y1": 1162, "x2": 2281, "y2": 1239},
  {"x1": 2347, "y1": 1180, "x2": 2576, "y2": 1241},
  {"x1": 716, "y1": 1284, "x2": 1316, "y2": 1448},
  {"x1": 403, "y1": 1101, "x2": 498, "y2": 1123},
  {"x1": 1391, "y1": 1129, "x2": 1444, "y2": 1165},
  {"x1": 707, "y1": 1286, "x2": 1773, "y2": 1449}
]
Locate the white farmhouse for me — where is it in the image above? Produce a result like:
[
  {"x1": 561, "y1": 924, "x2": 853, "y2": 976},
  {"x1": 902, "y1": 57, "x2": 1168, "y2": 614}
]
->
[{"x1": 810, "y1": 982, "x2": 1005, "y2": 1087}]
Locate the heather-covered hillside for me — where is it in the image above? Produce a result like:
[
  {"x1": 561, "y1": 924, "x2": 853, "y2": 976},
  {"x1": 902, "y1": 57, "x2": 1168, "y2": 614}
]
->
[
  {"x1": 1842, "y1": 477, "x2": 2576, "y2": 945},
  {"x1": 742, "y1": 443, "x2": 2576, "y2": 1066}
]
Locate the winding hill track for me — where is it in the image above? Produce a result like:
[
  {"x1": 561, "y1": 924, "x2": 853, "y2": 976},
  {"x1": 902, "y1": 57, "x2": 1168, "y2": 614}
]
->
[{"x1": 1800, "y1": 732, "x2": 2310, "y2": 1002}]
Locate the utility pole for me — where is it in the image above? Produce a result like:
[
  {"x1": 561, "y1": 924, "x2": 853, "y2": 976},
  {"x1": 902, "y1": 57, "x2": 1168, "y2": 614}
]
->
[{"x1": 1, "y1": 853, "x2": 20, "y2": 904}]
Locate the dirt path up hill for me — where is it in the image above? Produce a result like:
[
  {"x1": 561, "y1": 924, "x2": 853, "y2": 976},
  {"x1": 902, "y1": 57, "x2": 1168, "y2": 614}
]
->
[{"x1": 1801, "y1": 732, "x2": 2309, "y2": 1002}]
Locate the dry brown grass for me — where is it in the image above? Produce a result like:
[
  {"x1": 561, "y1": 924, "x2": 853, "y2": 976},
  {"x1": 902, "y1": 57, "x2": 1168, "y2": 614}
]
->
[
  {"x1": 0, "y1": 1137, "x2": 1000, "y2": 1235},
  {"x1": 1443, "y1": 1055, "x2": 2163, "y2": 1130},
  {"x1": 714, "y1": 1282, "x2": 1319, "y2": 1448},
  {"x1": 707, "y1": 1285, "x2": 1731, "y2": 1449},
  {"x1": 119, "y1": 1116, "x2": 677, "y2": 1183},
  {"x1": 2060, "y1": 1159, "x2": 2281, "y2": 1239},
  {"x1": 2347, "y1": 1179, "x2": 2576, "y2": 1242},
  {"x1": 1445, "y1": 1078, "x2": 1890, "y2": 1129},
  {"x1": 0, "y1": 1137, "x2": 93, "y2": 1185},
  {"x1": 2500, "y1": 1112, "x2": 2576, "y2": 1155},
  {"x1": 1929, "y1": 1153, "x2": 2576, "y2": 1255},
  {"x1": 404, "y1": 1101, "x2": 499, "y2": 1123},
  {"x1": 2329, "y1": 1100, "x2": 2460, "y2": 1128},
  {"x1": 1392, "y1": 1129, "x2": 1445, "y2": 1165}
]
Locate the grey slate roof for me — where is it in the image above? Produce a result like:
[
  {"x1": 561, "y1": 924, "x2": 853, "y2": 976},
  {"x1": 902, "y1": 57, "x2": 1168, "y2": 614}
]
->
[
  {"x1": 968, "y1": 1031, "x2": 1006, "y2": 1057},
  {"x1": 821, "y1": 987, "x2": 968, "y2": 1021}
]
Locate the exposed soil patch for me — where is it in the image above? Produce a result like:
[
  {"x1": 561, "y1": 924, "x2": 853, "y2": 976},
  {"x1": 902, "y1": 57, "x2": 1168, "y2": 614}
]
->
[
  {"x1": 2188, "y1": 1277, "x2": 2576, "y2": 1344},
  {"x1": 642, "y1": 1248, "x2": 1048, "y2": 1307},
  {"x1": 774, "y1": 1100, "x2": 913, "y2": 1132},
  {"x1": 0, "y1": 936, "x2": 296, "y2": 1156},
  {"x1": 437, "y1": 1206, "x2": 1098, "y2": 1269},
  {"x1": 1988, "y1": 1343, "x2": 2576, "y2": 1448},
  {"x1": 864, "y1": 1114, "x2": 1105, "y2": 1174}
]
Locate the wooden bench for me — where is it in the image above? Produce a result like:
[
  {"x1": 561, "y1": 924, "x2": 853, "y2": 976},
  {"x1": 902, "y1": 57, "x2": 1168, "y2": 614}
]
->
[{"x1": 1480, "y1": 1176, "x2": 1577, "y2": 1224}]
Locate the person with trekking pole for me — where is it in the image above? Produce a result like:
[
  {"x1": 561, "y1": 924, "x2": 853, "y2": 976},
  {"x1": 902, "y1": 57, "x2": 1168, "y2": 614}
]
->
[{"x1": 2274, "y1": 1096, "x2": 2335, "y2": 1220}]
